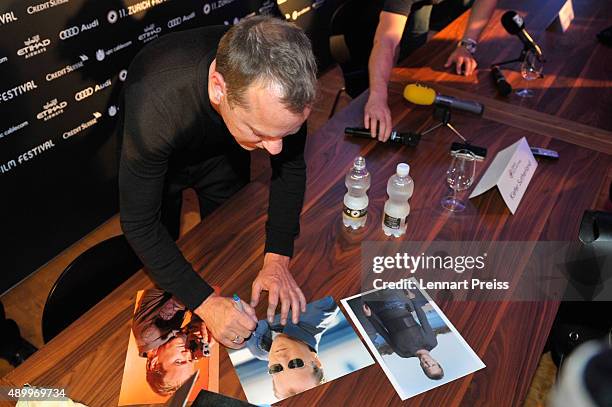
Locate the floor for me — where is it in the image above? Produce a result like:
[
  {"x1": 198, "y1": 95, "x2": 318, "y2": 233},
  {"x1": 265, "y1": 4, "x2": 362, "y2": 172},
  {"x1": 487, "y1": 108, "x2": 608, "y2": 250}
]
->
[{"x1": 0, "y1": 66, "x2": 556, "y2": 405}]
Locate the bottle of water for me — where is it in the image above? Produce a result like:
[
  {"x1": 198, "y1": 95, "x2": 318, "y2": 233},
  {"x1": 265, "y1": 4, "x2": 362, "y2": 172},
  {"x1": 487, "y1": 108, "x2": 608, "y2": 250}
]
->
[
  {"x1": 382, "y1": 163, "x2": 414, "y2": 237},
  {"x1": 343, "y1": 156, "x2": 371, "y2": 229}
]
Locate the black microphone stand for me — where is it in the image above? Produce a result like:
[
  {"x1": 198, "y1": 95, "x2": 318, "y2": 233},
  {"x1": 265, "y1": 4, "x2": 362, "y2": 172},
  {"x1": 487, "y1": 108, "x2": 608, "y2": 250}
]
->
[{"x1": 421, "y1": 105, "x2": 467, "y2": 142}]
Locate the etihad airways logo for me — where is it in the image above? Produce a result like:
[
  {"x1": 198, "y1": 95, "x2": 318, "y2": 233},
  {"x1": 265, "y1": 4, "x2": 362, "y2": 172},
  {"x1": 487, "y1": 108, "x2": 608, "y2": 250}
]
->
[
  {"x1": 59, "y1": 18, "x2": 99, "y2": 40},
  {"x1": 17, "y1": 35, "x2": 51, "y2": 59},
  {"x1": 138, "y1": 24, "x2": 161, "y2": 43},
  {"x1": 37, "y1": 98, "x2": 67, "y2": 121},
  {"x1": 74, "y1": 79, "x2": 112, "y2": 101}
]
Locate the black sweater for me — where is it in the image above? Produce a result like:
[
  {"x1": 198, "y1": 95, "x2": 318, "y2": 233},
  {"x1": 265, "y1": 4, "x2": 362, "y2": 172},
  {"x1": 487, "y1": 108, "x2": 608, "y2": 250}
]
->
[{"x1": 119, "y1": 26, "x2": 307, "y2": 310}]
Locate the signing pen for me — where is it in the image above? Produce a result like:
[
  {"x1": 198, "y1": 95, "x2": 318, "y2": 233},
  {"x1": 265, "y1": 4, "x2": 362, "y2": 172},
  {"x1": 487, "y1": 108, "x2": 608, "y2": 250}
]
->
[{"x1": 233, "y1": 293, "x2": 244, "y2": 312}]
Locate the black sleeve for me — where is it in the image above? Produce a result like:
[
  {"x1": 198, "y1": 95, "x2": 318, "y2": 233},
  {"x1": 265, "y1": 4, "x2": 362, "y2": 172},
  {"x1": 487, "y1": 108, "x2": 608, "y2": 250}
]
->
[
  {"x1": 119, "y1": 80, "x2": 214, "y2": 311},
  {"x1": 265, "y1": 123, "x2": 307, "y2": 257},
  {"x1": 413, "y1": 300, "x2": 438, "y2": 350},
  {"x1": 383, "y1": 0, "x2": 416, "y2": 16}
]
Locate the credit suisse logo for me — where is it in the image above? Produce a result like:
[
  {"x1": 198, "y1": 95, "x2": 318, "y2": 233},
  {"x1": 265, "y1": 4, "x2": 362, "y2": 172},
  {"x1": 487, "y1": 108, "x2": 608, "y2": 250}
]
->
[{"x1": 17, "y1": 35, "x2": 51, "y2": 59}]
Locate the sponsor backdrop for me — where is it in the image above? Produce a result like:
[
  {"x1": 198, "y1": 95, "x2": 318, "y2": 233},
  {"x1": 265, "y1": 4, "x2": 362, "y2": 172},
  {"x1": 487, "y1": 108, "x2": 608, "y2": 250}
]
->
[{"x1": 0, "y1": 0, "x2": 347, "y2": 293}]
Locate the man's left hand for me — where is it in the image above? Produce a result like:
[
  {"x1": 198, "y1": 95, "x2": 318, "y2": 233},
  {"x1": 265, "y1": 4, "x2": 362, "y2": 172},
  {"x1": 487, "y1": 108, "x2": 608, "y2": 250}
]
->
[{"x1": 250, "y1": 253, "x2": 307, "y2": 325}]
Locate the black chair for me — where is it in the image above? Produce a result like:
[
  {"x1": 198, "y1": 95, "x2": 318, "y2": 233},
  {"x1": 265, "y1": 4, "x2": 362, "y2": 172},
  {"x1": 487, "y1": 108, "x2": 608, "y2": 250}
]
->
[
  {"x1": 41, "y1": 234, "x2": 142, "y2": 343},
  {"x1": 328, "y1": 0, "x2": 380, "y2": 116}
]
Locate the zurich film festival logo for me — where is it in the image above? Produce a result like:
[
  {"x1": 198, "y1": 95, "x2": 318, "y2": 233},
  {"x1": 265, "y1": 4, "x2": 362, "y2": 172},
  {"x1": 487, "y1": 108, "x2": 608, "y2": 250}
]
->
[
  {"x1": 17, "y1": 35, "x2": 51, "y2": 59},
  {"x1": 107, "y1": 10, "x2": 118, "y2": 24},
  {"x1": 119, "y1": 69, "x2": 128, "y2": 82},
  {"x1": 0, "y1": 11, "x2": 18, "y2": 27},
  {"x1": 37, "y1": 98, "x2": 68, "y2": 122}
]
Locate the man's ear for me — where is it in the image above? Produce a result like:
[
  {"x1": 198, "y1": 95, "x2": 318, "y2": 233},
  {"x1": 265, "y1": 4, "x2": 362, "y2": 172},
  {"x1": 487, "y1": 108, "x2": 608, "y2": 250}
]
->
[
  {"x1": 312, "y1": 353, "x2": 322, "y2": 368},
  {"x1": 146, "y1": 349, "x2": 159, "y2": 371},
  {"x1": 208, "y1": 59, "x2": 227, "y2": 104}
]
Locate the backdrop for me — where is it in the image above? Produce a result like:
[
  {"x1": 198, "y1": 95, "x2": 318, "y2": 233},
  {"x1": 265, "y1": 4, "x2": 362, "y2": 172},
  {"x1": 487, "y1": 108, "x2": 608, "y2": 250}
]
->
[{"x1": 0, "y1": 0, "x2": 348, "y2": 293}]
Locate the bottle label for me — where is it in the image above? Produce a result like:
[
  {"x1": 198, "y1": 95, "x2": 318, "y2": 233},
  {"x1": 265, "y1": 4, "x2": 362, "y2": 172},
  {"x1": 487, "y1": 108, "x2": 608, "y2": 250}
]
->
[
  {"x1": 383, "y1": 213, "x2": 403, "y2": 229},
  {"x1": 343, "y1": 204, "x2": 367, "y2": 219}
]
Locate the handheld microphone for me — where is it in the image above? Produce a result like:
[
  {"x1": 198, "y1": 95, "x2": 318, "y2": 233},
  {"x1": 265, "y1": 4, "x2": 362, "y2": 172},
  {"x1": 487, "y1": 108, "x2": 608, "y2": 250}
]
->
[
  {"x1": 490, "y1": 66, "x2": 512, "y2": 96},
  {"x1": 403, "y1": 84, "x2": 484, "y2": 116},
  {"x1": 344, "y1": 127, "x2": 420, "y2": 147},
  {"x1": 501, "y1": 11, "x2": 543, "y2": 58}
]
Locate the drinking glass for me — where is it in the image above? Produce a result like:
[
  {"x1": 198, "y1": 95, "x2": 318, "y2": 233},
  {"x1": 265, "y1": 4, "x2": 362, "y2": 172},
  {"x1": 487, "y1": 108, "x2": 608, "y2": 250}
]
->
[
  {"x1": 516, "y1": 49, "x2": 544, "y2": 98},
  {"x1": 441, "y1": 150, "x2": 476, "y2": 212}
]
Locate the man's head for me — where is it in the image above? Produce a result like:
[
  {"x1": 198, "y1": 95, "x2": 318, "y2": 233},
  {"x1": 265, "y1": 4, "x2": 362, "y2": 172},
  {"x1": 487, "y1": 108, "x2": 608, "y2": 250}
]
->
[
  {"x1": 145, "y1": 335, "x2": 196, "y2": 395},
  {"x1": 268, "y1": 334, "x2": 325, "y2": 400},
  {"x1": 416, "y1": 350, "x2": 444, "y2": 380},
  {"x1": 208, "y1": 16, "x2": 317, "y2": 155}
]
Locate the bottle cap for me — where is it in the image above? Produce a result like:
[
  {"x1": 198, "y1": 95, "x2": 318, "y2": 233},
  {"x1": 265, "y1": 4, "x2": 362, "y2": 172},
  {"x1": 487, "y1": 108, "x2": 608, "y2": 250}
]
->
[
  {"x1": 354, "y1": 156, "x2": 366, "y2": 170},
  {"x1": 397, "y1": 163, "x2": 410, "y2": 177}
]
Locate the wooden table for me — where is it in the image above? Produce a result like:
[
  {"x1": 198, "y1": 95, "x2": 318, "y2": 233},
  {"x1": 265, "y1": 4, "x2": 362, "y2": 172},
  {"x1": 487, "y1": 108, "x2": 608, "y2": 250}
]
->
[
  {"x1": 392, "y1": 0, "x2": 612, "y2": 149},
  {"x1": 4, "y1": 1, "x2": 612, "y2": 406}
]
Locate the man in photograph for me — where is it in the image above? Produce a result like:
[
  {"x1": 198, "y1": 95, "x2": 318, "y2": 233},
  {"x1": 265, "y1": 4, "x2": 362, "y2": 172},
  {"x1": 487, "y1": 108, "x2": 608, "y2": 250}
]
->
[
  {"x1": 120, "y1": 16, "x2": 317, "y2": 349},
  {"x1": 362, "y1": 289, "x2": 444, "y2": 380},
  {"x1": 245, "y1": 296, "x2": 339, "y2": 399}
]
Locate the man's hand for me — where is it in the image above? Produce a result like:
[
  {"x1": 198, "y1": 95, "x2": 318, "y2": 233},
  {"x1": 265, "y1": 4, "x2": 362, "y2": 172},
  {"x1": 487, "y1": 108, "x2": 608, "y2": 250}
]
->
[
  {"x1": 194, "y1": 293, "x2": 257, "y2": 349},
  {"x1": 364, "y1": 92, "x2": 392, "y2": 142},
  {"x1": 362, "y1": 303, "x2": 372, "y2": 317},
  {"x1": 250, "y1": 253, "x2": 306, "y2": 325},
  {"x1": 444, "y1": 47, "x2": 478, "y2": 76}
]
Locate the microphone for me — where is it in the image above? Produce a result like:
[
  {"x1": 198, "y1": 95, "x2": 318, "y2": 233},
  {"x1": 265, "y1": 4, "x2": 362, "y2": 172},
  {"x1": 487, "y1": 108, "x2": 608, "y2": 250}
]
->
[
  {"x1": 501, "y1": 11, "x2": 543, "y2": 58},
  {"x1": 344, "y1": 127, "x2": 420, "y2": 147},
  {"x1": 403, "y1": 84, "x2": 484, "y2": 116},
  {"x1": 490, "y1": 65, "x2": 512, "y2": 96}
]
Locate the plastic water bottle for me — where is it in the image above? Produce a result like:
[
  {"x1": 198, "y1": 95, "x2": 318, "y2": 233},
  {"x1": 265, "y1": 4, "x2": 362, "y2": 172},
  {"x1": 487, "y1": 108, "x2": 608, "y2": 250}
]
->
[
  {"x1": 382, "y1": 163, "x2": 414, "y2": 237},
  {"x1": 342, "y1": 156, "x2": 370, "y2": 229}
]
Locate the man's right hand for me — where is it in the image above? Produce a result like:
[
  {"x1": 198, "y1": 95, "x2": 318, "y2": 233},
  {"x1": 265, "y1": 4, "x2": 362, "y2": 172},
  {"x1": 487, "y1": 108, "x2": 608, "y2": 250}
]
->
[
  {"x1": 364, "y1": 92, "x2": 392, "y2": 142},
  {"x1": 194, "y1": 293, "x2": 258, "y2": 349}
]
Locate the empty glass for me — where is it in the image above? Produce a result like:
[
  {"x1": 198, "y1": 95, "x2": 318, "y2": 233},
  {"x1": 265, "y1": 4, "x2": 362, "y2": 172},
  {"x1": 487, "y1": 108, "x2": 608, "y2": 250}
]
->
[
  {"x1": 441, "y1": 150, "x2": 476, "y2": 212},
  {"x1": 516, "y1": 49, "x2": 544, "y2": 98}
]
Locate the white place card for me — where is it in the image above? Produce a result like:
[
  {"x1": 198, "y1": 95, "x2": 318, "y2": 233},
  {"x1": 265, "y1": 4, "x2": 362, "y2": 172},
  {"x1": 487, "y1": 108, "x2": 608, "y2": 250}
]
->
[{"x1": 469, "y1": 137, "x2": 537, "y2": 214}]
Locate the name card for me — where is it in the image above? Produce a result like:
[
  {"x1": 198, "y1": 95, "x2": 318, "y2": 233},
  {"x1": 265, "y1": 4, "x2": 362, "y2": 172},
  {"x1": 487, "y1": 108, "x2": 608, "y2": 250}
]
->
[
  {"x1": 547, "y1": 0, "x2": 575, "y2": 32},
  {"x1": 469, "y1": 137, "x2": 537, "y2": 214}
]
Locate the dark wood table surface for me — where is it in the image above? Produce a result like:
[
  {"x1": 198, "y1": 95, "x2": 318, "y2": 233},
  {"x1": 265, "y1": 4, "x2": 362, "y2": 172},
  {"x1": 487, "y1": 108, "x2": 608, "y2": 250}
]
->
[
  {"x1": 392, "y1": 0, "x2": 612, "y2": 140},
  {"x1": 4, "y1": 2, "x2": 612, "y2": 406}
]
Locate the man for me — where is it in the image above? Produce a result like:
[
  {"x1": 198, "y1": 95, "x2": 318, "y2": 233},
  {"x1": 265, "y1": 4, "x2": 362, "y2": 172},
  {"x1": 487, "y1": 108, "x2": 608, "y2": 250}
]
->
[
  {"x1": 132, "y1": 289, "x2": 207, "y2": 395},
  {"x1": 119, "y1": 16, "x2": 317, "y2": 349},
  {"x1": 245, "y1": 296, "x2": 338, "y2": 400},
  {"x1": 364, "y1": 0, "x2": 498, "y2": 141},
  {"x1": 362, "y1": 289, "x2": 444, "y2": 380}
]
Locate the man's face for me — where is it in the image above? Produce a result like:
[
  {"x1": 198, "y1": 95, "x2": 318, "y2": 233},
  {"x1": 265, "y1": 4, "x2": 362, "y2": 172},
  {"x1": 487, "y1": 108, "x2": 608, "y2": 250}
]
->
[
  {"x1": 419, "y1": 352, "x2": 442, "y2": 378},
  {"x1": 268, "y1": 334, "x2": 321, "y2": 399},
  {"x1": 208, "y1": 61, "x2": 310, "y2": 156},
  {"x1": 155, "y1": 335, "x2": 196, "y2": 387}
]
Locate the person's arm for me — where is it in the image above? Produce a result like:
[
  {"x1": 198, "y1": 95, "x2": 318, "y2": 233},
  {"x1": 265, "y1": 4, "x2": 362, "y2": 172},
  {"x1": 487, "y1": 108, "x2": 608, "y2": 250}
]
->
[
  {"x1": 120, "y1": 81, "x2": 257, "y2": 349},
  {"x1": 364, "y1": 11, "x2": 408, "y2": 142},
  {"x1": 444, "y1": 0, "x2": 498, "y2": 75},
  {"x1": 412, "y1": 300, "x2": 437, "y2": 349},
  {"x1": 120, "y1": 81, "x2": 214, "y2": 310},
  {"x1": 250, "y1": 125, "x2": 308, "y2": 325}
]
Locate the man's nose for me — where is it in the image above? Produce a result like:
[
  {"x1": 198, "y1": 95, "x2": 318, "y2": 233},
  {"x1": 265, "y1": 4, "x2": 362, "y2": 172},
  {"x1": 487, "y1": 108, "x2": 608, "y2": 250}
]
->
[{"x1": 262, "y1": 139, "x2": 283, "y2": 155}]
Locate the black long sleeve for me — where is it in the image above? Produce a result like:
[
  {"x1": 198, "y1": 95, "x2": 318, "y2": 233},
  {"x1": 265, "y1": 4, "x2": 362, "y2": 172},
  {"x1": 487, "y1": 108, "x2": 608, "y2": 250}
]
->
[
  {"x1": 118, "y1": 26, "x2": 306, "y2": 310},
  {"x1": 265, "y1": 124, "x2": 307, "y2": 256}
]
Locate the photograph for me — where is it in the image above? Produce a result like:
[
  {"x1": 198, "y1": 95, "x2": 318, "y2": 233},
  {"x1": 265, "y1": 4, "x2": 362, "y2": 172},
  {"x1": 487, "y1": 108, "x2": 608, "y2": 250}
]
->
[
  {"x1": 118, "y1": 289, "x2": 219, "y2": 406},
  {"x1": 228, "y1": 296, "x2": 374, "y2": 406},
  {"x1": 341, "y1": 282, "x2": 485, "y2": 400}
]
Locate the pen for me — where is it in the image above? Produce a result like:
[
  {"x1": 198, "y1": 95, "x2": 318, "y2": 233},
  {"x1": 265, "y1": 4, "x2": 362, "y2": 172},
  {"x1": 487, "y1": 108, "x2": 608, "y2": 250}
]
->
[{"x1": 233, "y1": 293, "x2": 244, "y2": 312}]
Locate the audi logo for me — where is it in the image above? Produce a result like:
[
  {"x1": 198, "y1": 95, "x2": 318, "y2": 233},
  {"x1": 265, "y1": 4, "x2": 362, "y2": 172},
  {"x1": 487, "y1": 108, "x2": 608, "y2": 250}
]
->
[
  {"x1": 75, "y1": 87, "x2": 94, "y2": 101},
  {"x1": 168, "y1": 17, "x2": 182, "y2": 28},
  {"x1": 59, "y1": 26, "x2": 80, "y2": 40}
]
